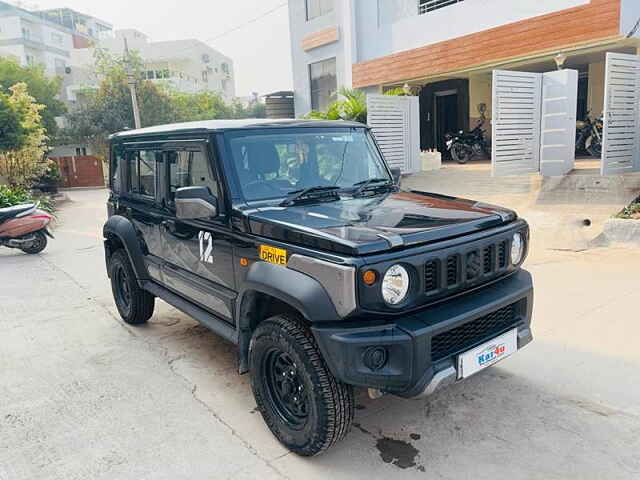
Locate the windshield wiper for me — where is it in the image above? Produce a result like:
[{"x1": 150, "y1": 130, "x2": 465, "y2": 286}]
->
[
  {"x1": 351, "y1": 178, "x2": 393, "y2": 197},
  {"x1": 280, "y1": 185, "x2": 341, "y2": 207}
]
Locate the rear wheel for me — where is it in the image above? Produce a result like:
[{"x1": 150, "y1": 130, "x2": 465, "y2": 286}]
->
[
  {"x1": 20, "y1": 230, "x2": 47, "y2": 255},
  {"x1": 109, "y1": 249, "x2": 155, "y2": 325},
  {"x1": 451, "y1": 143, "x2": 472, "y2": 164},
  {"x1": 249, "y1": 314, "x2": 354, "y2": 456}
]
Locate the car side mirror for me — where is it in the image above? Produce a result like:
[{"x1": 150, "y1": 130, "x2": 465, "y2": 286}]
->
[
  {"x1": 175, "y1": 186, "x2": 218, "y2": 220},
  {"x1": 390, "y1": 167, "x2": 402, "y2": 187}
]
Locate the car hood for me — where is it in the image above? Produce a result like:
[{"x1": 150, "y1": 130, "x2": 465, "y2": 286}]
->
[{"x1": 245, "y1": 190, "x2": 517, "y2": 255}]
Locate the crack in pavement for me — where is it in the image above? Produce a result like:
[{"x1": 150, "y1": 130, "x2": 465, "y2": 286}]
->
[
  {"x1": 166, "y1": 354, "x2": 291, "y2": 480},
  {"x1": 39, "y1": 253, "x2": 290, "y2": 479}
]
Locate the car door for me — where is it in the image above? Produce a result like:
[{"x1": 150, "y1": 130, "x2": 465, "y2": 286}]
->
[
  {"x1": 158, "y1": 142, "x2": 237, "y2": 324},
  {"x1": 120, "y1": 146, "x2": 165, "y2": 283}
]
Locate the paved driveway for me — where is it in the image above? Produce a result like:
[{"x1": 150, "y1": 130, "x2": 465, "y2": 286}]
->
[{"x1": 1, "y1": 188, "x2": 639, "y2": 479}]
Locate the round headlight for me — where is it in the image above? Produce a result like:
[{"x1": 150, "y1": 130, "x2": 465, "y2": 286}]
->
[
  {"x1": 382, "y1": 265, "x2": 410, "y2": 305},
  {"x1": 511, "y1": 232, "x2": 525, "y2": 265}
]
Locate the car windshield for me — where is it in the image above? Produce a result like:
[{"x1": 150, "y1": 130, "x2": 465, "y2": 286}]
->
[{"x1": 226, "y1": 128, "x2": 391, "y2": 202}]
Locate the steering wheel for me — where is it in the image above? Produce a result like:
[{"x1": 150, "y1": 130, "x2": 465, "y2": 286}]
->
[{"x1": 245, "y1": 180, "x2": 283, "y2": 194}]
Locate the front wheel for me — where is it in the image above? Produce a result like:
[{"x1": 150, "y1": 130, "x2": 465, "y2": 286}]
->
[
  {"x1": 586, "y1": 137, "x2": 602, "y2": 158},
  {"x1": 249, "y1": 314, "x2": 354, "y2": 456},
  {"x1": 451, "y1": 143, "x2": 472, "y2": 164},
  {"x1": 20, "y1": 230, "x2": 47, "y2": 255}
]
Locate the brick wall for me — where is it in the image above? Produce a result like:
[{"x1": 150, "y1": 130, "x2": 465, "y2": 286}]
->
[{"x1": 353, "y1": 0, "x2": 621, "y2": 88}]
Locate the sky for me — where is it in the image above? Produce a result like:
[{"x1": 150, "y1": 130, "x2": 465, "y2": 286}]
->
[{"x1": 27, "y1": 0, "x2": 293, "y2": 97}]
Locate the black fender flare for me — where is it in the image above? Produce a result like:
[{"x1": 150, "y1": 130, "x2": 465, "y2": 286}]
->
[
  {"x1": 103, "y1": 215, "x2": 149, "y2": 284},
  {"x1": 236, "y1": 261, "x2": 340, "y2": 327},
  {"x1": 235, "y1": 261, "x2": 340, "y2": 374}
]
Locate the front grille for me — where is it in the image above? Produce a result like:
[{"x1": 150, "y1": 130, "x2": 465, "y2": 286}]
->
[
  {"x1": 483, "y1": 245, "x2": 494, "y2": 274},
  {"x1": 431, "y1": 303, "x2": 518, "y2": 361},
  {"x1": 425, "y1": 260, "x2": 439, "y2": 293},
  {"x1": 446, "y1": 255, "x2": 459, "y2": 286},
  {"x1": 498, "y1": 240, "x2": 508, "y2": 269},
  {"x1": 422, "y1": 235, "x2": 512, "y2": 296}
]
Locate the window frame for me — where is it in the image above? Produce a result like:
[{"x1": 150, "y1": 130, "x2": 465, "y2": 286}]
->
[
  {"x1": 221, "y1": 126, "x2": 393, "y2": 205},
  {"x1": 309, "y1": 57, "x2": 337, "y2": 112},
  {"x1": 164, "y1": 145, "x2": 220, "y2": 210},
  {"x1": 305, "y1": 0, "x2": 334, "y2": 21},
  {"x1": 418, "y1": 0, "x2": 464, "y2": 15}
]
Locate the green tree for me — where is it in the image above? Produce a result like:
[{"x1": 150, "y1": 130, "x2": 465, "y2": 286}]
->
[
  {"x1": 0, "y1": 83, "x2": 48, "y2": 186},
  {"x1": 62, "y1": 50, "x2": 176, "y2": 159},
  {"x1": 167, "y1": 89, "x2": 234, "y2": 122},
  {"x1": 0, "y1": 57, "x2": 66, "y2": 137},
  {"x1": 0, "y1": 91, "x2": 28, "y2": 153}
]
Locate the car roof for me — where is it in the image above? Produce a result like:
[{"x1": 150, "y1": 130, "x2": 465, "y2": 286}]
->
[{"x1": 109, "y1": 118, "x2": 367, "y2": 140}]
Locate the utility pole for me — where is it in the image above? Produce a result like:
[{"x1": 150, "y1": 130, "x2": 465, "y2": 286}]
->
[{"x1": 124, "y1": 38, "x2": 141, "y2": 129}]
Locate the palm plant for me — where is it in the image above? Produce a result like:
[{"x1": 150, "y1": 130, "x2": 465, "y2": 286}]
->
[{"x1": 306, "y1": 88, "x2": 367, "y2": 123}]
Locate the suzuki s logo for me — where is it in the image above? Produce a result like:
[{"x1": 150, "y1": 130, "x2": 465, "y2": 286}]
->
[{"x1": 199, "y1": 231, "x2": 214, "y2": 264}]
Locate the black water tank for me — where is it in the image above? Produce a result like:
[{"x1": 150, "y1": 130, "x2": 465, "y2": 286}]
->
[{"x1": 265, "y1": 91, "x2": 295, "y2": 119}]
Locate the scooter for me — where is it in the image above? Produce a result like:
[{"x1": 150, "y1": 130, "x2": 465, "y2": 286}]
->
[{"x1": 0, "y1": 203, "x2": 54, "y2": 254}]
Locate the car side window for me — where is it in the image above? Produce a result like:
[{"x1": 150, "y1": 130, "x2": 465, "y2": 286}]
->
[
  {"x1": 167, "y1": 149, "x2": 219, "y2": 204},
  {"x1": 127, "y1": 150, "x2": 160, "y2": 199}
]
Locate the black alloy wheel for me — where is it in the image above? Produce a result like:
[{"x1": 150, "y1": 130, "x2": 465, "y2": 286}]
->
[
  {"x1": 250, "y1": 314, "x2": 354, "y2": 456},
  {"x1": 263, "y1": 349, "x2": 309, "y2": 429}
]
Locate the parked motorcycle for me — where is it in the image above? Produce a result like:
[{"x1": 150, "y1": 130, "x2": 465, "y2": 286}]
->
[
  {"x1": 445, "y1": 119, "x2": 491, "y2": 164},
  {"x1": 0, "y1": 203, "x2": 53, "y2": 254},
  {"x1": 575, "y1": 113, "x2": 603, "y2": 158}
]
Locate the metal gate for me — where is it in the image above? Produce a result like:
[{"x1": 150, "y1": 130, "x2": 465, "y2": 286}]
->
[
  {"x1": 539, "y1": 70, "x2": 578, "y2": 176},
  {"x1": 492, "y1": 69, "x2": 578, "y2": 177},
  {"x1": 492, "y1": 70, "x2": 542, "y2": 176},
  {"x1": 367, "y1": 94, "x2": 420, "y2": 174},
  {"x1": 601, "y1": 52, "x2": 640, "y2": 175}
]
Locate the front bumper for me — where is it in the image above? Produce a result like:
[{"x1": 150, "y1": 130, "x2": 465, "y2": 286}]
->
[{"x1": 312, "y1": 269, "x2": 533, "y2": 398}]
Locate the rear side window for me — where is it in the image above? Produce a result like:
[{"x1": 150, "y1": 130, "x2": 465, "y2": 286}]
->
[
  {"x1": 167, "y1": 149, "x2": 218, "y2": 203},
  {"x1": 110, "y1": 147, "x2": 124, "y2": 193},
  {"x1": 128, "y1": 150, "x2": 160, "y2": 198}
]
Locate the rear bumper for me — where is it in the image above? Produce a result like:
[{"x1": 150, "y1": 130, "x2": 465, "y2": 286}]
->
[{"x1": 312, "y1": 269, "x2": 533, "y2": 398}]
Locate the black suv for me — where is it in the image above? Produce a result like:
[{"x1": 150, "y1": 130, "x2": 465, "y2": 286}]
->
[{"x1": 104, "y1": 119, "x2": 533, "y2": 456}]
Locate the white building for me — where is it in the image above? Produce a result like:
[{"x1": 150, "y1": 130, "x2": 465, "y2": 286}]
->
[
  {"x1": 75, "y1": 29, "x2": 236, "y2": 100},
  {"x1": 0, "y1": 0, "x2": 75, "y2": 77},
  {"x1": 289, "y1": 0, "x2": 640, "y2": 152}
]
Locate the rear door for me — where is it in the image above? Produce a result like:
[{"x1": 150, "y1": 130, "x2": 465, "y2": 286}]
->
[
  {"x1": 120, "y1": 146, "x2": 165, "y2": 283},
  {"x1": 158, "y1": 141, "x2": 237, "y2": 324}
]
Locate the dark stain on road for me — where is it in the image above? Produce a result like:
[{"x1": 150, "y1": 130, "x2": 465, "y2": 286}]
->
[
  {"x1": 376, "y1": 436, "x2": 420, "y2": 469},
  {"x1": 410, "y1": 433, "x2": 421, "y2": 441}
]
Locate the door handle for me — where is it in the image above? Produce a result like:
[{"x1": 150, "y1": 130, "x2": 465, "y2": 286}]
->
[{"x1": 162, "y1": 219, "x2": 177, "y2": 233}]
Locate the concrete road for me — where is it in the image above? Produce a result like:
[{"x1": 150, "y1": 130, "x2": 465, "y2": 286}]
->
[{"x1": 1, "y1": 188, "x2": 639, "y2": 479}]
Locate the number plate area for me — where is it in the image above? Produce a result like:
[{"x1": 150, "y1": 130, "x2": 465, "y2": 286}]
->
[{"x1": 457, "y1": 328, "x2": 518, "y2": 379}]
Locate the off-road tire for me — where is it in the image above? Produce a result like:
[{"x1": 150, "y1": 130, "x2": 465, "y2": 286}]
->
[
  {"x1": 20, "y1": 230, "x2": 47, "y2": 255},
  {"x1": 109, "y1": 249, "x2": 155, "y2": 325},
  {"x1": 249, "y1": 314, "x2": 355, "y2": 456}
]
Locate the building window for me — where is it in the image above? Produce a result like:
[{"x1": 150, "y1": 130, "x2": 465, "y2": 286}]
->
[
  {"x1": 306, "y1": 0, "x2": 334, "y2": 21},
  {"x1": 309, "y1": 57, "x2": 336, "y2": 112},
  {"x1": 221, "y1": 62, "x2": 229, "y2": 74},
  {"x1": 418, "y1": 0, "x2": 464, "y2": 15},
  {"x1": 54, "y1": 58, "x2": 66, "y2": 75},
  {"x1": 51, "y1": 33, "x2": 64, "y2": 45}
]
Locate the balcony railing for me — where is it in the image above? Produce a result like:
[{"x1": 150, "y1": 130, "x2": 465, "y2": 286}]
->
[{"x1": 418, "y1": 0, "x2": 464, "y2": 15}]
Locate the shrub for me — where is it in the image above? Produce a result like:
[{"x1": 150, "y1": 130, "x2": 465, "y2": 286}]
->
[{"x1": 0, "y1": 184, "x2": 55, "y2": 213}]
